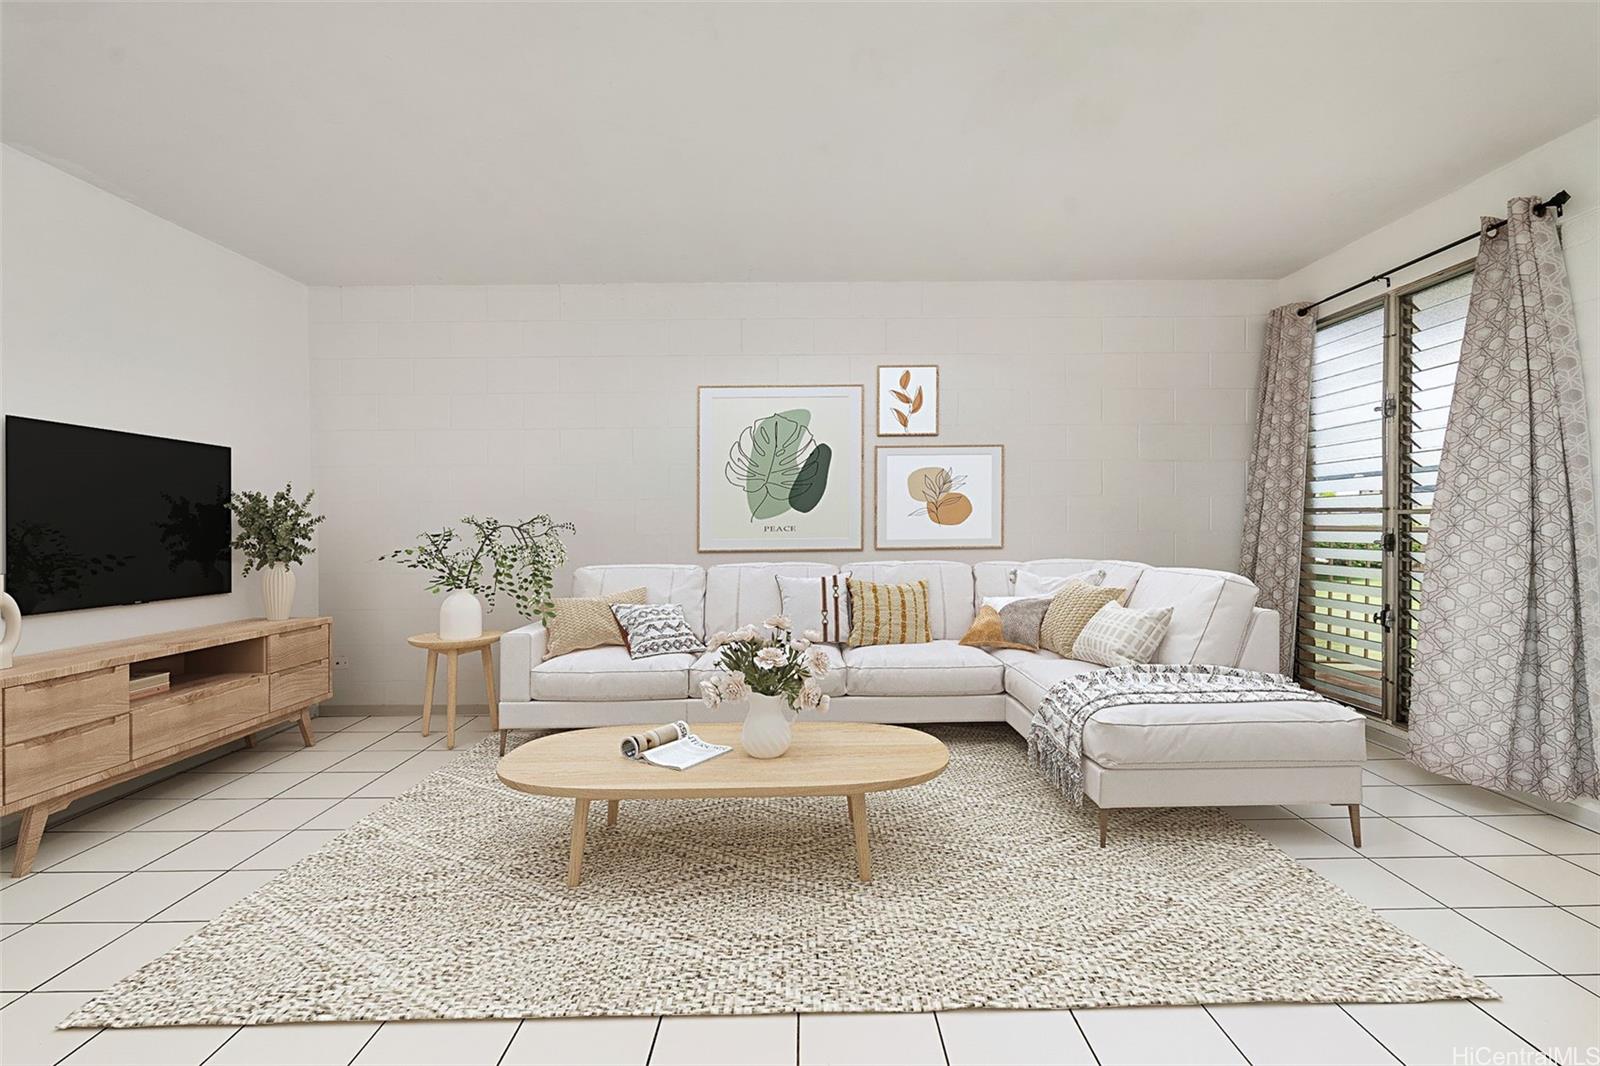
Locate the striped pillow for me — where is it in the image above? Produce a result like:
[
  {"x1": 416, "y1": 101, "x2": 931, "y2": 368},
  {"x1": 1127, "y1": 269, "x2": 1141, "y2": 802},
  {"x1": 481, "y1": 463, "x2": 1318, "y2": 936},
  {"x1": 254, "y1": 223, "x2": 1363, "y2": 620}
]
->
[{"x1": 846, "y1": 578, "x2": 931, "y2": 648}]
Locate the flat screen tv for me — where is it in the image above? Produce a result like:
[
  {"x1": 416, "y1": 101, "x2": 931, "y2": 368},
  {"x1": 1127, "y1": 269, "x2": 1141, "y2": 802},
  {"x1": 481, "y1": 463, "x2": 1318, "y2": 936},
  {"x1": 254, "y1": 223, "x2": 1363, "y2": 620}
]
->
[{"x1": 4, "y1": 417, "x2": 232, "y2": 614}]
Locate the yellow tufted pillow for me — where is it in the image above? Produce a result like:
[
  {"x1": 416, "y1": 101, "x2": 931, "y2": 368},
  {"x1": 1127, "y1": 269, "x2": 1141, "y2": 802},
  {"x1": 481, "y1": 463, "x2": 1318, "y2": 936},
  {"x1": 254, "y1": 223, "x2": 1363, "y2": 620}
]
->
[
  {"x1": 1039, "y1": 582, "x2": 1129, "y2": 658},
  {"x1": 846, "y1": 578, "x2": 932, "y2": 647}
]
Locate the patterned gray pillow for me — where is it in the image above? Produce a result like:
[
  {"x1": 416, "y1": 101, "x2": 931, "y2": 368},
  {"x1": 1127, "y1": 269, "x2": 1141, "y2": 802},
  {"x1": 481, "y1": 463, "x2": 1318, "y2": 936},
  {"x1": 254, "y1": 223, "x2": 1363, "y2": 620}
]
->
[{"x1": 610, "y1": 602, "x2": 706, "y2": 659}]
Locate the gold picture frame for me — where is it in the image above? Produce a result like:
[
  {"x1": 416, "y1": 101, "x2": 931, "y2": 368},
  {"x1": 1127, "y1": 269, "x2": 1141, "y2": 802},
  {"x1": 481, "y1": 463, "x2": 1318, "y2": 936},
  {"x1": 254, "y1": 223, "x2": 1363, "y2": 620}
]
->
[
  {"x1": 697, "y1": 384, "x2": 864, "y2": 553},
  {"x1": 875, "y1": 365, "x2": 940, "y2": 437}
]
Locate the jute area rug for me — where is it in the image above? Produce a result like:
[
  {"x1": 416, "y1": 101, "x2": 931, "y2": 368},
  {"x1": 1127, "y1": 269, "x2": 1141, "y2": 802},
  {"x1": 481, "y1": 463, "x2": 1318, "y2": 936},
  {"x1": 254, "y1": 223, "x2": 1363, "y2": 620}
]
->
[{"x1": 65, "y1": 725, "x2": 1491, "y2": 1028}]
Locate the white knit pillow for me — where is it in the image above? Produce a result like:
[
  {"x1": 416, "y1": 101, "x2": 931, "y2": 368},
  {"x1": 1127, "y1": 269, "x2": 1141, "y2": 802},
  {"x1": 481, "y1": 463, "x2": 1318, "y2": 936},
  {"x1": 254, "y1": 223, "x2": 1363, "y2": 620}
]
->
[{"x1": 1074, "y1": 601, "x2": 1173, "y2": 667}]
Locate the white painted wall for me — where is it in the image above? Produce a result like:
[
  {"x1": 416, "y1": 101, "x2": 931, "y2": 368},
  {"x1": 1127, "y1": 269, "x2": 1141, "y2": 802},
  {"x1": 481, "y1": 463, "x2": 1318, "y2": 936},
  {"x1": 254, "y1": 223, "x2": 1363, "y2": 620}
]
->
[
  {"x1": 309, "y1": 280, "x2": 1276, "y2": 706},
  {"x1": 0, "y1": 145, "x2": 315, "y2": 653},
  {"x1": 1278, "y1": 119, "x2": 1599, "y2": 512}
]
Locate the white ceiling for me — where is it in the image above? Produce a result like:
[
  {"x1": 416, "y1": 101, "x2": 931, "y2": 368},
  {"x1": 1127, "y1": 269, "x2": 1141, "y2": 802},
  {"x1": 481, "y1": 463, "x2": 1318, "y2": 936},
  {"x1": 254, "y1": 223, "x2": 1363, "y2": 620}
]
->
[{"x1": 4, "y1": 2, "x2": 1596, "y2": 285}]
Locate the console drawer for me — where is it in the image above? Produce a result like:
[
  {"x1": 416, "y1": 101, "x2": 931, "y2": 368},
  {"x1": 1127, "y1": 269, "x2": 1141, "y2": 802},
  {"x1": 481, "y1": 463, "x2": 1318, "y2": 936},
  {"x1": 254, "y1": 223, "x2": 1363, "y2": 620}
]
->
[
  {"x1": 266, "y1": 625, "x2": 330, "y2": 673},
  {"x1": 132, "y1": 674, "x2": 269, "y2": 760},
  {"x1": 4, "y1": 714, "x2": 131, "y2": 805},
  {"x1": 271, "y1": 659, "x2": 331, "y2": 712},
  {"x1": 3, "y1": 666, "x2": 130, "y2": 745}
]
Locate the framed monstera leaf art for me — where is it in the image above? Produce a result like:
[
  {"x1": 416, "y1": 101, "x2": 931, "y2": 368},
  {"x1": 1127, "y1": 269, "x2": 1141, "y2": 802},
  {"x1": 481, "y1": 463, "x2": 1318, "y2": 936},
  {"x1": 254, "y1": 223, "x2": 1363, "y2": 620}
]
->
[
  {"x1": 697, "y1": 385, "x2": 863, "y2": 552},
  {"x1": 876, "y1": 444, "x2": 1004, "y2": 549}
]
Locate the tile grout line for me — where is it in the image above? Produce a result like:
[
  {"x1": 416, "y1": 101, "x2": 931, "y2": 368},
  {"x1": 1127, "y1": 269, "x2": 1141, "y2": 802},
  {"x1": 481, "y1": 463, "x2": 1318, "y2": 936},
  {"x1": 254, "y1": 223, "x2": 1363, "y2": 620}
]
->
[
  {"x1": 1199, "y1": 1003, "x2": 1253, "y2": 1064},
  {"x1": 1067, "y1": 1009, "x2": 1102, "y2": 1066},
  {"x1": 1333, "y1": 1002, "x2": 1404, "y2": 1065}
]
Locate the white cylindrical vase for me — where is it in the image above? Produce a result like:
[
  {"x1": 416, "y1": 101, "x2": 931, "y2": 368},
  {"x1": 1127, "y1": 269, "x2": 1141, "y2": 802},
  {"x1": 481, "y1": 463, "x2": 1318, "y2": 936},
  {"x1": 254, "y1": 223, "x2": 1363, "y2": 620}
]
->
[
  {"x1": 0, "y1": 587, "x2": 20, "y2": 669},
  {"x1": 439, "y1": 589, "x2": 484, "y2": 640},
  {"x1": 741, "y1": 692, "x2": 794, "y2": 759},
  {"x1": 261, "y1": 565, "x2": 296, "y2": 622}
]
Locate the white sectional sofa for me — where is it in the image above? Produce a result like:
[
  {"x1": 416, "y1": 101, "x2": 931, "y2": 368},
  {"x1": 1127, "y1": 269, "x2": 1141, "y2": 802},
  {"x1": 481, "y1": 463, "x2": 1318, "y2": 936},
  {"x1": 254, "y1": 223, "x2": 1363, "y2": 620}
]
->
[{"x1": 499, "y1": 559, "x2": 1368, "y2": 842}]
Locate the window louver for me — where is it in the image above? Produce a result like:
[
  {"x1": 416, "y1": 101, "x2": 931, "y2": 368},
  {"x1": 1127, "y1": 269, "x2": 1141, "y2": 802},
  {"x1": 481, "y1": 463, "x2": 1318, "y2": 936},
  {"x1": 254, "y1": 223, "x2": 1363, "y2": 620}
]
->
[
  {"x1": 1395, "y1": 271, "x2": 1472, "y2": 725},
  {"x1": 1298, "y1": 305, "x2": 1387, "y2": 716}
]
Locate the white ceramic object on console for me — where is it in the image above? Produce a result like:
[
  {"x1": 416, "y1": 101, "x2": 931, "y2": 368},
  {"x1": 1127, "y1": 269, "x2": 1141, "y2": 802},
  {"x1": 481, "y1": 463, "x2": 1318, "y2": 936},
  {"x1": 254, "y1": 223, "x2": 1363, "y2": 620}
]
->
[
  {"x1": 741, "y1": 692, "x2": 795, "y2": 758},
  {"x1": 0, "y1": 583, "x2": 20, "y2": 669},
  {"x1": 439, "y1": 589, "x2": 484, "y2": 640},
  {"x1": 261, "y1": 564, "x2": 296, "y2": 622}
]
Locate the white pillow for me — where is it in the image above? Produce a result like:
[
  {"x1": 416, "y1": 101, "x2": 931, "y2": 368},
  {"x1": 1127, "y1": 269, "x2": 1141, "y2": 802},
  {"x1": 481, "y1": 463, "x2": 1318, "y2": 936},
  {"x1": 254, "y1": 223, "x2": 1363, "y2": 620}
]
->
[
  {"x1": 1014, "y1": 567, "x2": 1104, "y2": 598},
  {"x1": 776, "y1": 574, "x2": 852, "y2": 644},
  {"x1": 1074, "y1": 601, "x2": 1173, "y2": 667}
]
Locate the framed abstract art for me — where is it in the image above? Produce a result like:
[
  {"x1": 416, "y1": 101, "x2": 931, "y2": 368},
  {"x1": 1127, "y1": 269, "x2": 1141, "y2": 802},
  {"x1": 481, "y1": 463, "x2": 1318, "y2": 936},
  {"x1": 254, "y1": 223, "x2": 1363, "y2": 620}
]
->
[
  {"x1": 697, "y1": 385, "x2": 863, "y2": 552},
  {"x1": 875, "y1": 365, "x2": 939, "y2": 435},
  {"x1": 875, "y1": 444, "x2": 1003, "y2": 549}
]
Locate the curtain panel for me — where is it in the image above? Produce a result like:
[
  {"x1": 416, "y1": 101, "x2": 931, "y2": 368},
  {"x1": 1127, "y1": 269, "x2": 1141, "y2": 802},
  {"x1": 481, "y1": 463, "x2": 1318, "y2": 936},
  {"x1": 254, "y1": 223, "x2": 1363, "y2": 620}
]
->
[
  {"x1": 1240, "y1": 304, "x2": 1315, "y2": 675},
  {"x1": 1409, "y1": 197, "x2": 1600, "y2": 801}
]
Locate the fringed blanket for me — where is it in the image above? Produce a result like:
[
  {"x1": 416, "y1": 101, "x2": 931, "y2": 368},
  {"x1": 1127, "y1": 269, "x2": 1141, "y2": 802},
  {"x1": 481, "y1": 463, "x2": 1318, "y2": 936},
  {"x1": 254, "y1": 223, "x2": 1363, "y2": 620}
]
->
[{"x1": 1027, "y1": 664, "x2": 1327, "y2": 803}]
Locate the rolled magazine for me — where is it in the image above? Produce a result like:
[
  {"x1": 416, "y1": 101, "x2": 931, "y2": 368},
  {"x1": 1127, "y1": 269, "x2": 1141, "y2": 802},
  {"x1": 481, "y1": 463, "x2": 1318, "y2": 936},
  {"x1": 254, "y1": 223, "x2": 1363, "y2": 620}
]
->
[{"x1": 620, "y1": 720, "x2": 731, "y2": 771}]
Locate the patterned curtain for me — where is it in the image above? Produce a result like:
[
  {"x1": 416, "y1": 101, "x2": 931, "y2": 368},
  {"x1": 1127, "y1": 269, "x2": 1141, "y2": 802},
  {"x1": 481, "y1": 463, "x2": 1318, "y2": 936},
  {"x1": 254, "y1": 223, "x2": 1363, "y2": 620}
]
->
[
  {"x1": 1240, "y1": 304, "x2": 1315, "y2": 674},
  {"x1": 1409, "y1": 198, "x2": 1600, "y2": 801}
]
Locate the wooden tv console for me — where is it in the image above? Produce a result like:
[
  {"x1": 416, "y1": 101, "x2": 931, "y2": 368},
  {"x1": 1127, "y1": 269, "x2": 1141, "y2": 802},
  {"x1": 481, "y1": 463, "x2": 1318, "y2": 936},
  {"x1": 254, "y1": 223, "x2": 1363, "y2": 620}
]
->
[{"x1": 1, "y1": 616, "x2": 333, "y2": 877}]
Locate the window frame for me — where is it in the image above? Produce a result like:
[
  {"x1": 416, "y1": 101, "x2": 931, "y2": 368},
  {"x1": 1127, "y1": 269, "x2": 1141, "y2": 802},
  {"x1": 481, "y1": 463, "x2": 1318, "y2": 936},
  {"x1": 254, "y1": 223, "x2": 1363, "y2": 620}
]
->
[{"x1": 1303, "y1": 258, "x2": 1475, "y2": 726}]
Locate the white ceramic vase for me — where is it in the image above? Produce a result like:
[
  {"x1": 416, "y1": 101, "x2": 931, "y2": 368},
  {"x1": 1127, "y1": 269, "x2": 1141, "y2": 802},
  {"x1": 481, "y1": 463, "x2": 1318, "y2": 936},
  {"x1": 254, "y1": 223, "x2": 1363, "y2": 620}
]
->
[
  {"x1": 439, "y1": 589, "x2": 484, "y2": 640},
  {"x1": 741, "y1": 691, "x2": 795, "y2": 759},
  {"x1": 261, "y1": 564, "x2": 295, "y2": 622},
  {"x1": 0, "y1": 585, "x2": 20, "y2": 669}
]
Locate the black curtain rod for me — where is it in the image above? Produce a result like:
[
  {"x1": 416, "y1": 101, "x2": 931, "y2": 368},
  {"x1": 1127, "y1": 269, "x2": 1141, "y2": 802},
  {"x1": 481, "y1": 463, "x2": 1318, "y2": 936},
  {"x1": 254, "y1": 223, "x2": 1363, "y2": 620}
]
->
[{"x1": 1296, "y1": 190, "x2": 1571, "y2": 317}]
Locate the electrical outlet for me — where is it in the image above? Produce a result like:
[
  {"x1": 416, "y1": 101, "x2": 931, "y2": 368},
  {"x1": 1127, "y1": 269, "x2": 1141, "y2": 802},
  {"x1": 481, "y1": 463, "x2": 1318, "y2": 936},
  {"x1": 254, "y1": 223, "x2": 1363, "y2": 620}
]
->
[{"x1": 333, "y1": 655, "x2": 351, "y2": 669}]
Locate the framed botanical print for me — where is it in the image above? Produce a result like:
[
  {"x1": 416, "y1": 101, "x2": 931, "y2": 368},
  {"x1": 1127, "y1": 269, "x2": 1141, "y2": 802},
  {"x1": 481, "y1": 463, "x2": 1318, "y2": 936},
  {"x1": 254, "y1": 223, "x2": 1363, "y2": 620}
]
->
[
  {"x1": 698, "y1": 385, "x2": 863, "y2": 552},
  {"x1": 876, "y1": 365, "x2": 939, "y2": 436},
  {"x1": 876, "y1": 444, "x2": 1003, "y2": 549}
]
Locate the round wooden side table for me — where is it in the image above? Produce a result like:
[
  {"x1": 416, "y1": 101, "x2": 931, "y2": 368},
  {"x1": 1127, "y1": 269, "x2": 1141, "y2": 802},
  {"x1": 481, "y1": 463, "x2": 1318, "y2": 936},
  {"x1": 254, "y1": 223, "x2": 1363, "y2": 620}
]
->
[{"x1": 406, "y1": 631, "x2": 503, "y2": 749}]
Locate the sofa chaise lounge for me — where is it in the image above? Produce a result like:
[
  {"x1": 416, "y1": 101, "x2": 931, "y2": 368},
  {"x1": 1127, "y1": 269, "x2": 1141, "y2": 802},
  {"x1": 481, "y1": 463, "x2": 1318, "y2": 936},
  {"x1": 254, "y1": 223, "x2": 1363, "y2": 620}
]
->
[{"x1": 498, "y1": 559, "x2": 1367, "y2": 844}]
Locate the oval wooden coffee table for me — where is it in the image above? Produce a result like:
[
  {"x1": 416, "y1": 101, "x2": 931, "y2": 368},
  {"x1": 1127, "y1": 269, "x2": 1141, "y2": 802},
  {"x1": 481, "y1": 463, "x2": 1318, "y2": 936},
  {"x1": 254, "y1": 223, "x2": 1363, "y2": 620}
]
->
[{"x1": 497, "y1": 722, "x2": 949, "y2": 886}]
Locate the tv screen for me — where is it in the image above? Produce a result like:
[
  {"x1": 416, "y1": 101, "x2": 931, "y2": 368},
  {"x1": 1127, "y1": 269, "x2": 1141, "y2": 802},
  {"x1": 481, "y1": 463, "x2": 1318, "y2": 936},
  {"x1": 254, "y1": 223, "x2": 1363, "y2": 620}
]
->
[{"x1": 4, "y1": 417, "x2": 232, "y2": 614}]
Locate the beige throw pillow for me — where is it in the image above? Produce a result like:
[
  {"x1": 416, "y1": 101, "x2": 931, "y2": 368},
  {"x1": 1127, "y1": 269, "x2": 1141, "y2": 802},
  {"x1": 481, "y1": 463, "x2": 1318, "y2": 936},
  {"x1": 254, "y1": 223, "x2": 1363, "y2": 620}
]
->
[
  {"x1": 1074, "y1": 601, "x2": 1173, "y2": 667},
  {"x1": 1039, "y1": 581, "x2": 1128, "y2": 659},
  {"x1": 544, "y1": 587, "x2": 647, "y2": 659}
]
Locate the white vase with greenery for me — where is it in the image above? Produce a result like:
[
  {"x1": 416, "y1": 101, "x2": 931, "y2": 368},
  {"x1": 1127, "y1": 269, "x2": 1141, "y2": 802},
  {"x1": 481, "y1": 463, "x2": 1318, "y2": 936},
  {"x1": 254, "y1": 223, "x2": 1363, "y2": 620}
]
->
[
  {"x1": 381, "y1": 514, "x2": 575, "y2": 638},
  {"x1": 698, "y1": 616, "x2": 832, "y2": 758},
  {"x1": 229, "y1": 485, "x2": 326, "y2": 622}
]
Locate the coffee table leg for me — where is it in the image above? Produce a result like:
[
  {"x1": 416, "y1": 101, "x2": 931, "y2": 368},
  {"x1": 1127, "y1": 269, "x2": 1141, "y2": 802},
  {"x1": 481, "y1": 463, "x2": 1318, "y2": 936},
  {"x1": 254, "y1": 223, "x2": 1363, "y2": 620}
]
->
[
  {"x1": 606, "y1": 800, "x2": 618, "y2": 827},
  {"x1": 567, "y1": 799, "x2": 590, "y2": 887},
  {"x1": 847, "y1": 793, "x2": 871, "y2": 882}
]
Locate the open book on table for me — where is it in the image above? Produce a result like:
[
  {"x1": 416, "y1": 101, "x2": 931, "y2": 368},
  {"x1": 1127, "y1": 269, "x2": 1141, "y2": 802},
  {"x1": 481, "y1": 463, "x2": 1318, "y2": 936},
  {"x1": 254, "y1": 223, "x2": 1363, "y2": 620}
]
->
[{"x1": 619, "y1": 721, "x2": 731, "y2": 771}]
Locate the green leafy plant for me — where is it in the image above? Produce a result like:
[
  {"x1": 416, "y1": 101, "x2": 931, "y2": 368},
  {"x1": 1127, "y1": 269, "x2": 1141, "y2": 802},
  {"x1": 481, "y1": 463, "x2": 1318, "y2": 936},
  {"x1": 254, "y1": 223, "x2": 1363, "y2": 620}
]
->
[
  {"x1": 379, "y1": 515, "x2": 575, "y2": 622},
  {"x1": 228, "y1": 485, "x2": 326, "y2": 575},
  {"x1": 724, "y1": 409, "x2": 831, "y2": 520}
]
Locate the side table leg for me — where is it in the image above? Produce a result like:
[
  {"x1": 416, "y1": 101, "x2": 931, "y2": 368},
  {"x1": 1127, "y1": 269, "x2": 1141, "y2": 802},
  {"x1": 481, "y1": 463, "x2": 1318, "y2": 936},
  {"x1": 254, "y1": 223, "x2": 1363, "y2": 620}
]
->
[
  {"x1": 445, "y1": 651, "x2": 459, "y2": 750},
  {"x1": 567, "y1": 798, "x2": 591, "y2": 887},
  {"x1": 298, "y1": 709, "x2": 315, "y2": 747},
  {"x1": 606, "y1": 800, "x2": 618, "y2": 827},
  {"x1": 847, "y1": 793, "x2": 871, "y2": 882},
  {"x1": 421, "y1": 651, "x2": 439, "y2": 737},
  {"x1": 481, "y1": 646, "x2": 499, "y2": 732}
]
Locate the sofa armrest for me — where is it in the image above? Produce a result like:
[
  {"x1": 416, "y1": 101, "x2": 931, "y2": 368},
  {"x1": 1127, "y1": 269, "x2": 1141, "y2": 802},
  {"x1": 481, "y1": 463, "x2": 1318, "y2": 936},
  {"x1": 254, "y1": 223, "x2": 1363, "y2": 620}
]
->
[
  {"x1": 1237, "y1": 607, "x2": 1282, "y2": 674},
  {"x1": 500, "y1": 622, "x2": 547, "y2": 702}
]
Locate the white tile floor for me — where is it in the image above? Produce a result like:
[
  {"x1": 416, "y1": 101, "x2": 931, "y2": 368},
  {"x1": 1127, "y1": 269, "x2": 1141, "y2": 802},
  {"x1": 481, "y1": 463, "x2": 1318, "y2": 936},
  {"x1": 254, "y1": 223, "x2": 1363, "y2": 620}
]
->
[{"x1": 1, "y1": 717, "x2": 1596, "y2": 1066}]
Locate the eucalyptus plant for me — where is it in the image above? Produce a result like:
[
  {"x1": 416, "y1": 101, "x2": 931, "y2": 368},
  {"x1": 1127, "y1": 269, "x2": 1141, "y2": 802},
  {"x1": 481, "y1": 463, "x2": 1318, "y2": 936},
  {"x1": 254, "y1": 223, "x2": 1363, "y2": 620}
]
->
[
  {"x1": 380, "y1": 514, "x2": 575, "y2": 622},
  {"x1": 228, "y1": 485, "x2": 327, "y2": 575}
]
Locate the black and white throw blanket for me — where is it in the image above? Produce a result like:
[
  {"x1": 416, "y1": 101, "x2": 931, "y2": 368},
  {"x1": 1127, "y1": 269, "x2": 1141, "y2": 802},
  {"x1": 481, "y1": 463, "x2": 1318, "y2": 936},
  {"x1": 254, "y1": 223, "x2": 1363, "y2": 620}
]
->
[{"x1": 1027, "y1": 664, "x2": 1328, "y2": 803}]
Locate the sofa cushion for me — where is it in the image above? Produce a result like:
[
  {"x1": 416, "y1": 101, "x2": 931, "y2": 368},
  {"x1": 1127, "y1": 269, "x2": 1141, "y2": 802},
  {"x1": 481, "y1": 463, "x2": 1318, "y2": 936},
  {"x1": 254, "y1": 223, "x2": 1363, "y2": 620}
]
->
[
  {"x1": 704, "y1": 562, "x2": 837, "y2": 635},
  {"x1": 691, "y1": 644, "x2": 846, "y2": 698},
  {"x1": 1123, "y1": 568, "x2": 1259, "y2": 666},
  {"x1": 572, "y1": 565, "x2": 708, "y2": 638},
  {"x1": 1081, "y1": 699, "x2": 1366, "y2": 769},
  {"x1": 529, "y1": 646, "x2": 694, "y2": 701},
  {"x1": 843, "y1": 561, "x2": 975, "y2": 640},
  {"x1": 973, "y1": 559, "x2": 1145, "y2": 611},
  {"x1": 843, "y1": 640, "x2": 1003, "y2": 696},
  {"x1": 1000, "y1": 652, "x2": 1102, "y2": 712}
]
